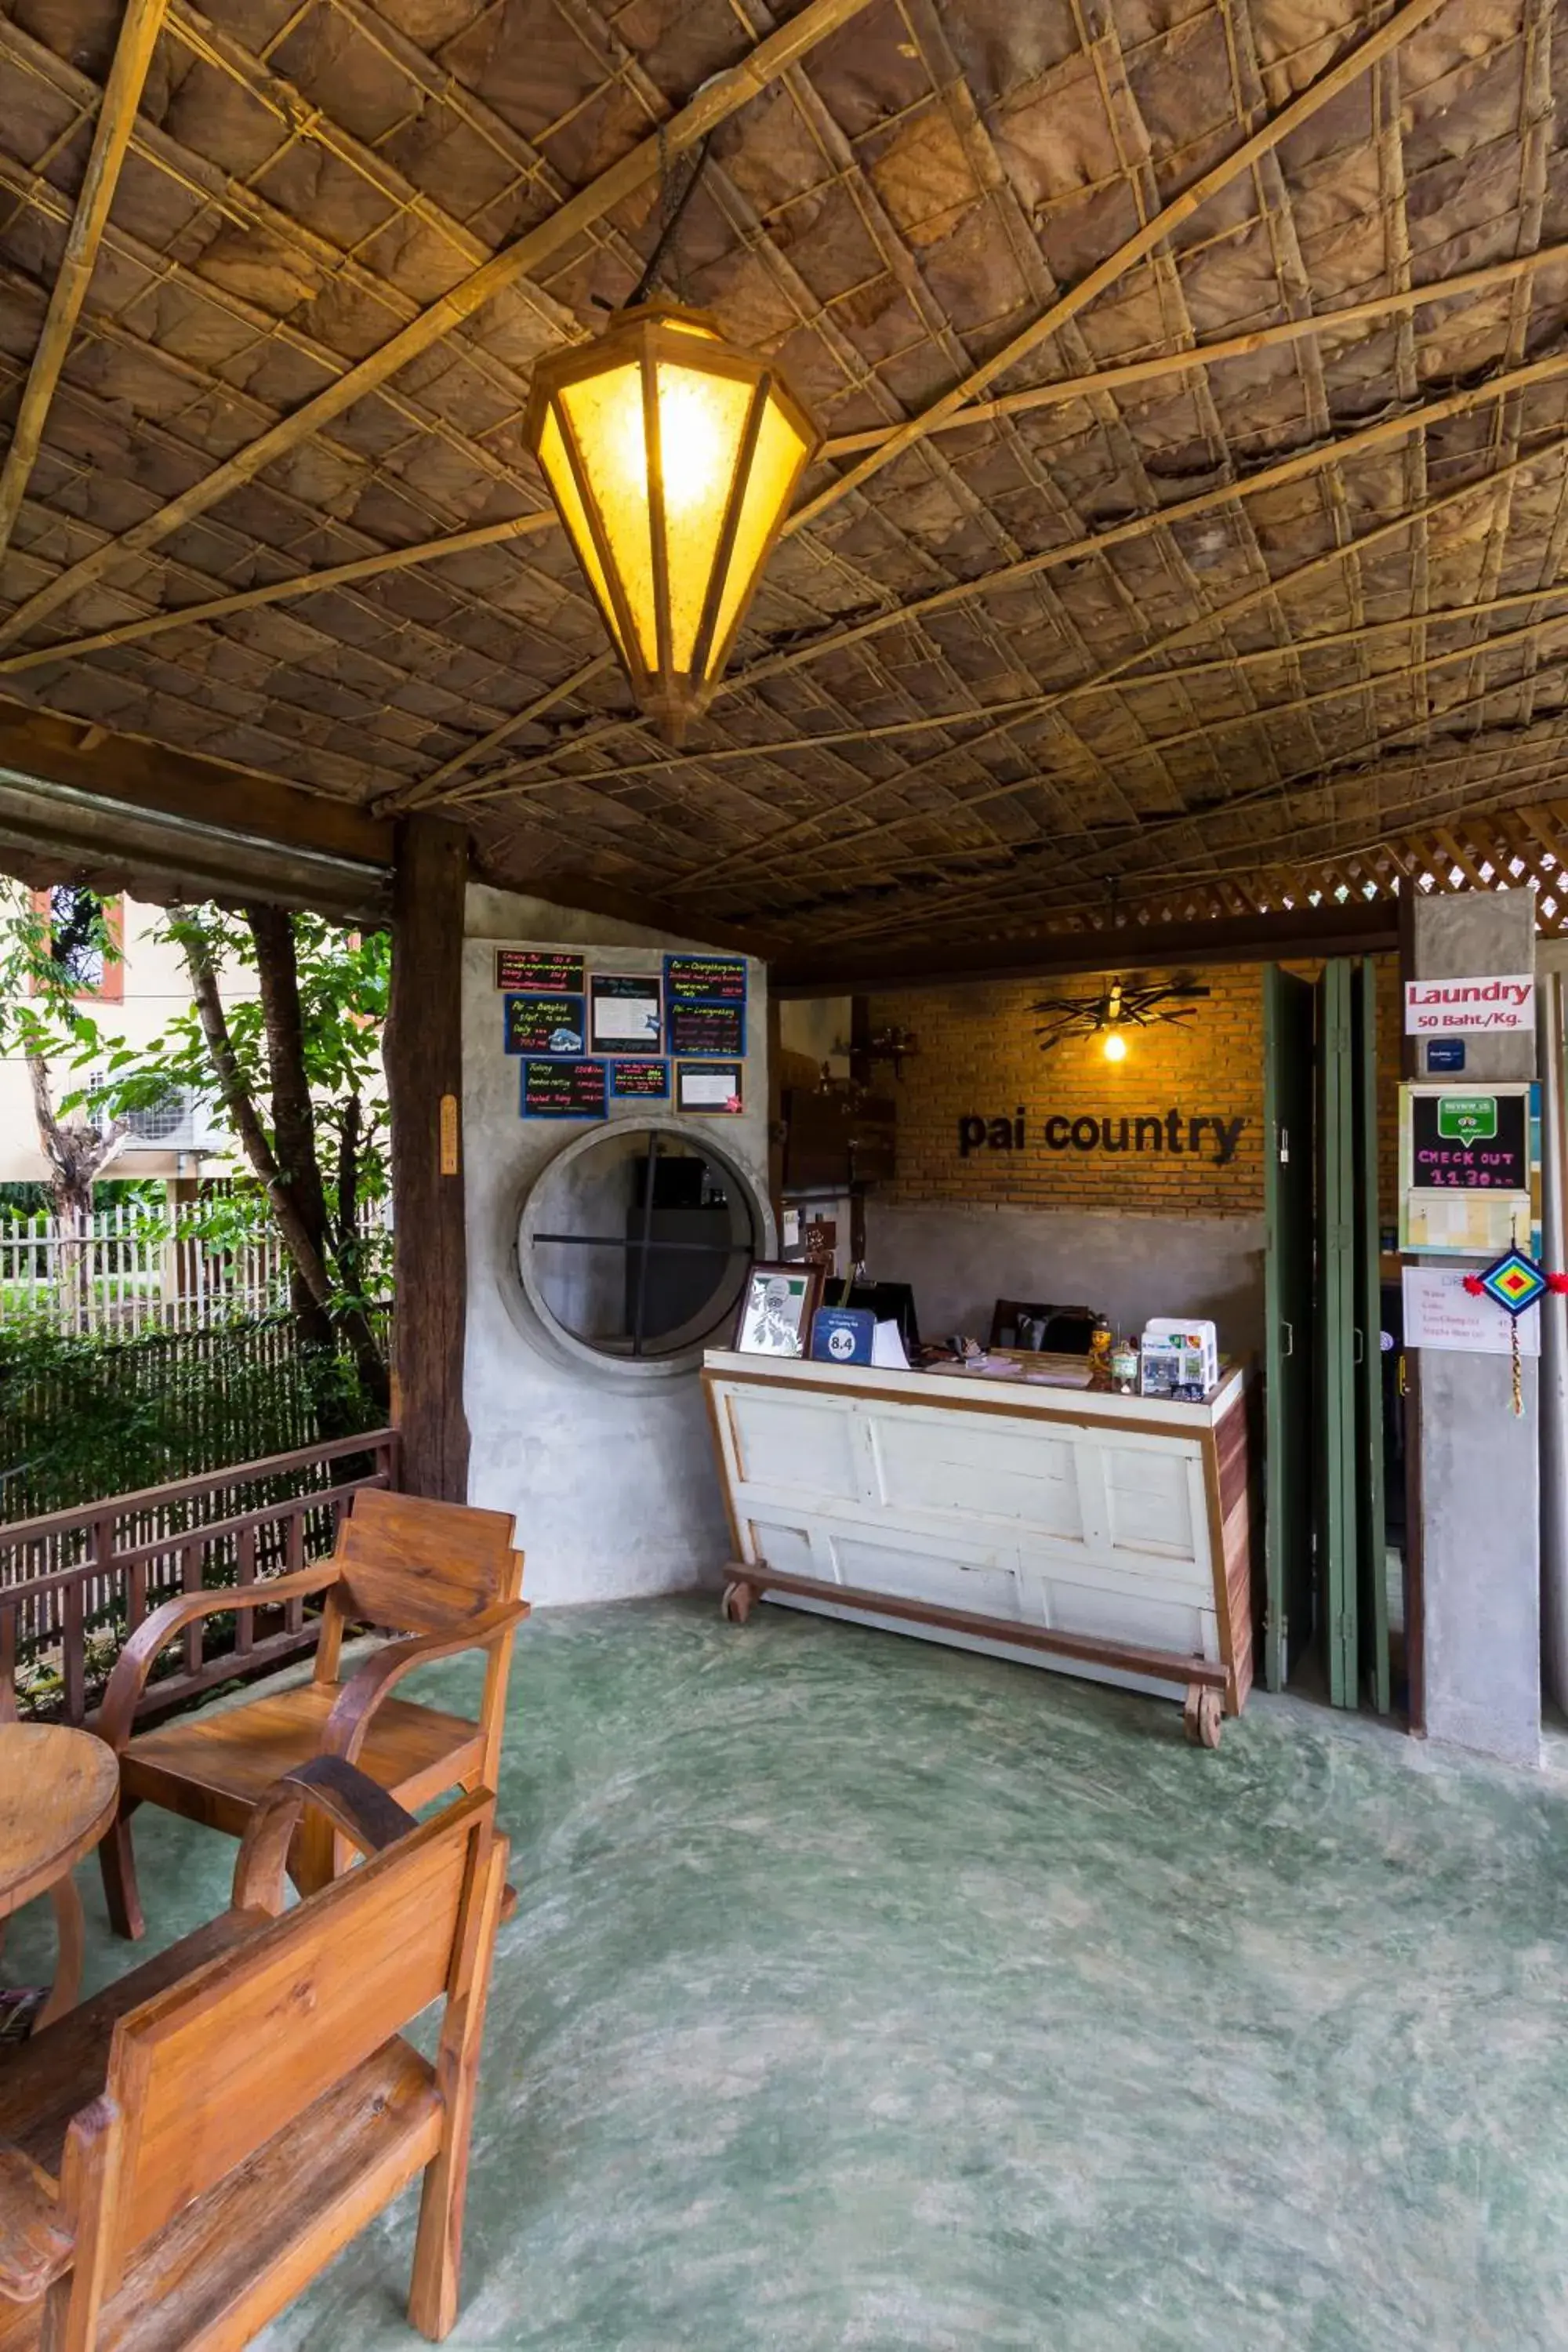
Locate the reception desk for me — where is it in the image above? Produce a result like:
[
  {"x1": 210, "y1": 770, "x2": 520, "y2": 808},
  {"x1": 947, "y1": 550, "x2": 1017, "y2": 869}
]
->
[{"x1": 702, "y1": 1352, "x2": 1255, "y2": 1745}]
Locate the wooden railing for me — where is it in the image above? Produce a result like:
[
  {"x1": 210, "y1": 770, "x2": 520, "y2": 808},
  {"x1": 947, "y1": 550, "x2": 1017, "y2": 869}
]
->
[{"x1": 0, "y1": 1428, "x2": 398, "y2": 1726}]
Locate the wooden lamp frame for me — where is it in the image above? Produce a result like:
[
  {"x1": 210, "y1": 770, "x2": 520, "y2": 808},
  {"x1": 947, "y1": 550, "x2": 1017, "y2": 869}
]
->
[{"x1": 524, "y1": 303, "x2": 820, "y2": 744}]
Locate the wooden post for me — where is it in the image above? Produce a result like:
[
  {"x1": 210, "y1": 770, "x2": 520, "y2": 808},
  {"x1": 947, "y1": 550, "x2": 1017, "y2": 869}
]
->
[{"x1": 387, "y1": 817, "x2": 471, "y2": 1502}]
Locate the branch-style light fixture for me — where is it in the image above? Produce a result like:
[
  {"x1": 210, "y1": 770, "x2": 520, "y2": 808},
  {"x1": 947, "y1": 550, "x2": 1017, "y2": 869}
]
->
[
  {"x1": 524, "y1": 303, "x2": 820, "y2": 743},
  {"x1": 1032, "y1": 973, "x2": 1212, "y2": 1058}
]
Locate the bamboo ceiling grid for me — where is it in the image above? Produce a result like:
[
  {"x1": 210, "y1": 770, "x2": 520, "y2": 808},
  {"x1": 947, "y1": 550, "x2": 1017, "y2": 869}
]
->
[{"x1": 2, "y1": 0, "x2": 1568, "y2": 957}]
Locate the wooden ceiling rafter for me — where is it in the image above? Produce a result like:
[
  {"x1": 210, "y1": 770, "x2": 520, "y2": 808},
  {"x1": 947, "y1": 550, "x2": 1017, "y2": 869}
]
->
[
  {"x1": 684, "y1": 423, "x2": 1568, "y2": 898},
  {"x1": 782, "y1": 0, "x2": 1454, "y2": 532},
  {"x1": 441, "y1": 578, "x2": 1568, "y2": 811},
  {"x1": 0, "y1": 514, "x2": 560, "y2": 679},
  {"x1": 0, "y1": 14, "x2": 590, "y2": 571},
  {"x1": 0, "y1": 161, "x2": 579, "y2": 666},
  {"x1": 4, "y1": 0, "x2": 1568, "y2": 958},
  {"x1": 5, "y1": 238, "x2": 1558, "y2": 693},
  {"x1": 712, "y1": 601, "x2": 1568, "y2": 909},
  {"x1": 466, "y1": 345, "x2": 1568, "y2": 822},
  {"x1": 812, "y1": 735, "x2": 1568, "y2": 948},
  {"x1": 811, "y1": 242, "x2": 1568, "y2": 457},
  {"x1": 0, "y1": 0, "x2": 169, "y2": 562}
]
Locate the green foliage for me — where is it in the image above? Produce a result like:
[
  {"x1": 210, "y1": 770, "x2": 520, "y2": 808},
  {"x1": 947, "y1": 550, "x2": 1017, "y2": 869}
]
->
[
  {"x1": 0, "y1": 1182, "x2": 53, "y2": 1221},
  {"x1": 67, "y1": 907, "x2": 393, "y2": 1316},
  {"x1": 0, "y1": 1313, "x2": 388, "y2": 1523},
  {"x1": 0, "y1": 880, "x2": 120, "y2": 1063}
]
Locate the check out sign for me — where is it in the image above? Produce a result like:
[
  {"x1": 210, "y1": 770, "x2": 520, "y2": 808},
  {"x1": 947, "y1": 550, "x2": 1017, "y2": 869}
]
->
[{"x1": 1404, "y1": 975, "x2": 1536, "y2": 1034}]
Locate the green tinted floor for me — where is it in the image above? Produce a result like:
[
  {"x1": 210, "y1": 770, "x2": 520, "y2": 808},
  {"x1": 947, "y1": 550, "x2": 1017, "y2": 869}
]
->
[{"x1": 11, "y1": 1595, "x2": 1568, "y2": 2350}]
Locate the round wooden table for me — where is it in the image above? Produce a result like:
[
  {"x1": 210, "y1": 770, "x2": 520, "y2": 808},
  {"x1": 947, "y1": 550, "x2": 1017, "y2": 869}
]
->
[{"x1": 0, "y1": 1725, "x2": 119, "y2": 2031}]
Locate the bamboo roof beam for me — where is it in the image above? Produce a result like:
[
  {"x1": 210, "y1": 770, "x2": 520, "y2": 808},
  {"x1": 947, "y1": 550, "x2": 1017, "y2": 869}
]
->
[
  {"x1": 384, "y1": 657, "x2": 618, "y2": 811},
  {"x1": 0, "y1": 0, "x2": 170, "y2": 564},
  {"x1": 451, "y1": 582, "x2": 1568, "y2": 807},
  {"x1": 670, "y1": 438, "x2": 1568, "y2": 895},
  {"x1": 728, "y1": 695, "x2": 1568, "y2": 934},
  {"x1": 473, "y1": 345, "x2": 1568, "y2": 809},
  {"x1": 0, "y1": 0, "x2": 884, "y2": 655},
  {"x1": 0, "y1": 514, "x2": 559, "y2": 677},
  {"x1": 784, "y1": 0, "x2": 1454, "y2": 533},
  {"x1": 808, "y1": 245, "x2": 1568, "y2": 455},
  {"x1": 12, "y1": 237, "x2": 1563, "y2": 691}
]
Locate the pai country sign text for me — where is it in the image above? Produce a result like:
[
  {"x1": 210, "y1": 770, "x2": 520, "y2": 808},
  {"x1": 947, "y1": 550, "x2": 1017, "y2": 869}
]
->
[{"x1": 958, "y1": 1108, "x2": 1247, "y2": 1167}]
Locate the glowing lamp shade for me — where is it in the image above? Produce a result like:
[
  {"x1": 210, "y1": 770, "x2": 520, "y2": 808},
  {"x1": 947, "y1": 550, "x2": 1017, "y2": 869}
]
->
[
  {"x1": 524, "y1": 303, "x2": 820, "y2": 743},
  {"x1": 1102, "y1": 1030, "x2": 1128, "y2": 1063}
]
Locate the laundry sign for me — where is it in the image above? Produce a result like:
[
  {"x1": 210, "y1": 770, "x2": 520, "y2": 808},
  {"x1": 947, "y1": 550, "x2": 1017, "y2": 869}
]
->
[{"x1": 1404, "y1": 974, "x2": 1535, "y2": 1034}]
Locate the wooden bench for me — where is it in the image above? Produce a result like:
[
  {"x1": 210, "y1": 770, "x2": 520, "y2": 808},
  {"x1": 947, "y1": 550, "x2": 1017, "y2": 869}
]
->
[
  {"x1": 96, "y1": 1488, "x2": 526, "y2": 1938},
  {"x1": 0, "y1": 1757, "x2": 507, "y2": 2350}
]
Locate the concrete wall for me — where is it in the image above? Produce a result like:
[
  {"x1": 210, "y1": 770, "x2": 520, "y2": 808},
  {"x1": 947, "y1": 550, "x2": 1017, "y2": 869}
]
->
[
  {"x1": 1408, "y1": 892, "x2": 1540, "y2": 1767},
  {"x1": 461, "y1": 884, "x2": 771, "y2": 1605},
  {"x1": 863, "y1": 1200, "x2": 1267, "y2": 1358}
]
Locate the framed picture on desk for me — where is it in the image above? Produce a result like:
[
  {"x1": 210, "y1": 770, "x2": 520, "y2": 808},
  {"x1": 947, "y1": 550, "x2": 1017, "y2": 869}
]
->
[{"x1": 732, "y1": 1262, "x2": 822, "y2": 1359}]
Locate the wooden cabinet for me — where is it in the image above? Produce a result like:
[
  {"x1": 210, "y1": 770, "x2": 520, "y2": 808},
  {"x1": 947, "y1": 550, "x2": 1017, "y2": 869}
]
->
[
  {"x1": 782, "y1": 1087, "x2": 896, "y2": 1190},
  {"x1": 702, "y1": 1352, "x2": 1255, "y2": 1743}
]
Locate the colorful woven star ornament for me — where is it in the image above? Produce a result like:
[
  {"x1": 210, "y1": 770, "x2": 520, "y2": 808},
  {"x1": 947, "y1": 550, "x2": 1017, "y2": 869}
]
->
[{"x1": 1459, "y1": 1249, "x2": 1566, "y2": 1415}]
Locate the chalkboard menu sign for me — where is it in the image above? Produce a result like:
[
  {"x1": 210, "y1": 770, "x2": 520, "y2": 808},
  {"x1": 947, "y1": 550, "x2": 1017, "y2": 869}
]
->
[
  {"x1": 496, "y1": 949, "x2": 584, "y2": 993},
  {"x1": 665, "y1": 954, "x2": 746, "y2": 1006},
  {"x1": 503, "y1": 993, "x2": 585, "y2": 1056},
  {"x1": 611, "y1": 1059, "x2": 670, "y2": 1098},
  {"x1": 521, "y1": 1058, "x2": 607, "y2": 1118},
  {"x1": 1408, "y1": 1089, "x2": 1528, "y2": 1190},
  {"x1": 669, "y1": 999, "x2": 744, "y2": 1057}
]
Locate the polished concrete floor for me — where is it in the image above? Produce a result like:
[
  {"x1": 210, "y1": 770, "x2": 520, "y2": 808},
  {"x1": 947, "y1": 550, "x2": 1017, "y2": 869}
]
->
[{"x1": 11, "y1": 1595, "x2": 1568, "y2": 2350}]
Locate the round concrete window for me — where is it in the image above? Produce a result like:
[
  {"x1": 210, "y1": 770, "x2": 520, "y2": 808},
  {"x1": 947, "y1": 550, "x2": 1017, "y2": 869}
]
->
[{"x1": 517, "y1": 1123, "x2": 763, "y2": 1372}]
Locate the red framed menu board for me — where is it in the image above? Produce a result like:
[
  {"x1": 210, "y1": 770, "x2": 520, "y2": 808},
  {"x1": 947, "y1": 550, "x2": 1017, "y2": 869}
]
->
[{"x1": 496, "y1": 948, "x2": 585, "y2": 993}]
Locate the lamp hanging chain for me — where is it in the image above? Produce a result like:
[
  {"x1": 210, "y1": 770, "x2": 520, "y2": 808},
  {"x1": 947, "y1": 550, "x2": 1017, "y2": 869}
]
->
[{"x1": 626, "y1": 129, "x2": 712, "y2": 309}]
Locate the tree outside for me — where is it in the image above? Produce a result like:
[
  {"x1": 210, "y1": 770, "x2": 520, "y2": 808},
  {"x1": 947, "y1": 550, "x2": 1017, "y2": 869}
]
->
[{"x1": 0, "y1": 885, "x2": 392, "y2": 1432}]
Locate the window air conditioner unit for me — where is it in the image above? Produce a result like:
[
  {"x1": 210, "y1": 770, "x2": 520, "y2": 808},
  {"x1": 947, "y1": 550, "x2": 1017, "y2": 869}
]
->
[{"x1": 118, "y1": 1086, "x2": 228, "y2": 1155}]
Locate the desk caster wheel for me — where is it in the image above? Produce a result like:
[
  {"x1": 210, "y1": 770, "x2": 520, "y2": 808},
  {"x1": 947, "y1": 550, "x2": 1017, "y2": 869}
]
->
[
  {"x1": 1183, "y1": 1686, "x2": 1222, "y2": 1749},
  {"x1": 722, "y1": 1581, "x2": 753, "y2": 1625}
]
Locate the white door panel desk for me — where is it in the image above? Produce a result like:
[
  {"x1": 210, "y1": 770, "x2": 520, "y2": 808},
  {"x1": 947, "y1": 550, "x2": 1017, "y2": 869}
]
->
[{"x1": 702, "y1": 1350, "x2": 1255, "y2": 1747}]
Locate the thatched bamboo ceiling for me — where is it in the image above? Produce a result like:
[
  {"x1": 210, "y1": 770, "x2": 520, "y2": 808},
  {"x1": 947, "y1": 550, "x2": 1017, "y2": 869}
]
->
[{"x1": 2, "y1": 0, "x2": 1567, "y2": 956}]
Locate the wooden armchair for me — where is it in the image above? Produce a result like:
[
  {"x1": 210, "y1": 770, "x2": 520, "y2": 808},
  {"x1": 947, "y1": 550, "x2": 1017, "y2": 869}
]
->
[
  {"x1": 96, "y1": 1488, "x2": 526, "y2": 1940},
  {"x1": 0, "y1": 1758, "x2": 508, "y2": 2350}
]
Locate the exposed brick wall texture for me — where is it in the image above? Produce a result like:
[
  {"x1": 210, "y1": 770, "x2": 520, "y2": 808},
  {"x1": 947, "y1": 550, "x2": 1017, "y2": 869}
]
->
[{"x1": 869, "y1": 955, "x2": 1402, "y2": 1222}]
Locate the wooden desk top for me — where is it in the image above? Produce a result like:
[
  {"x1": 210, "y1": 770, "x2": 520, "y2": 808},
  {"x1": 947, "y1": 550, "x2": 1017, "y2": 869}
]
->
[{"x1": 0, "y1": 1724, "x2": 119, "y2": 1918}]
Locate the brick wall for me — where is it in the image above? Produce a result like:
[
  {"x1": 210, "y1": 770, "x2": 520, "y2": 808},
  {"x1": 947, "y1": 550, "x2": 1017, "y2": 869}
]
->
[{"x1": 869, "y1": 954, "x2": 1403, "y2": 1221}]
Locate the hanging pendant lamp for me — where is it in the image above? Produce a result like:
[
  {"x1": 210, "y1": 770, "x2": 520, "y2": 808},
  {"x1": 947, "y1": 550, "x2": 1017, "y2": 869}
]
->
[{"x1": 524, "y1": 303, "x2": 820, "y2": 744}]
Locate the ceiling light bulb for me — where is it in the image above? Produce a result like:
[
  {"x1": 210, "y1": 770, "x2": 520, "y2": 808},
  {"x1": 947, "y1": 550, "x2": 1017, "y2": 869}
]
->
[{"x1": 1102, "y1": 1031, "x2": 1127, "y2": 1063}]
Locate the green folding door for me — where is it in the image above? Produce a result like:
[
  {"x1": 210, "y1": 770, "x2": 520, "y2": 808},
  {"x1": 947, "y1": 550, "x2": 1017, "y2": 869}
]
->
[
  {"x1": 1351, "y1": 960, "x2": 1390, "y2": 1714},
  {"x1": 1263, "y1": 966, "x2": 1316, "y2": 1692}
]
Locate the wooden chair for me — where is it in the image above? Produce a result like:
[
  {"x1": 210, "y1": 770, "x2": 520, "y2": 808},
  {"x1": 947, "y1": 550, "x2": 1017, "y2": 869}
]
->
[
  {"x1": 96, "y1": 1488, "x2": 526, "y2": 1940},
  {"x1": 0, "y1": 1757, "x2": 507, "y2": 2350}
]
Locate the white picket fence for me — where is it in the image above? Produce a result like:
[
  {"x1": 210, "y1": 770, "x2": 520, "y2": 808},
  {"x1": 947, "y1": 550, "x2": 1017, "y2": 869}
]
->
[{"x1": 0, "y1": 1201, "x2": 391, "y2": 1334}]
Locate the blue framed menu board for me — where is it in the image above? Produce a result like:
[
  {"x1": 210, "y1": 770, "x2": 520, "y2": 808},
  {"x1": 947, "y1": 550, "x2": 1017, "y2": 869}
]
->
[
  {"x1": 665, "y1": 954, "x2": 746, "y2": 1005},
  {"x1": 668, "y1": 998, "x2": 744, "y2": 1056},
  {"x1": 611, "y1": 1060, "x2": 670, "y2": 1098},
  {"x1": 521, "y1": 1059, "x2": 607, "y2": 1118},
  {"x1": 503, "y1": 994, "x2": 585, "y2": 1056}
]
